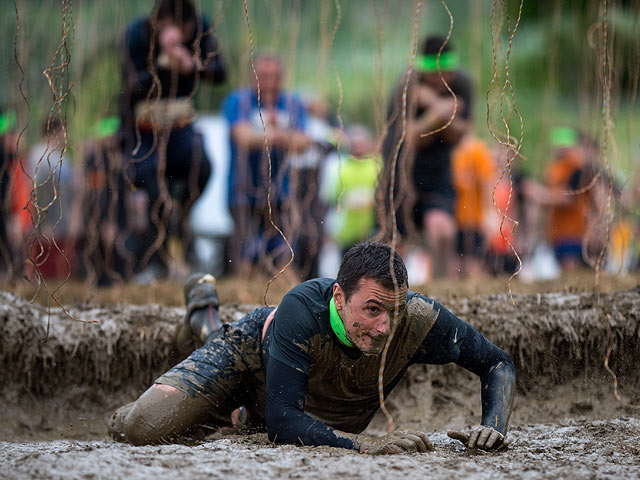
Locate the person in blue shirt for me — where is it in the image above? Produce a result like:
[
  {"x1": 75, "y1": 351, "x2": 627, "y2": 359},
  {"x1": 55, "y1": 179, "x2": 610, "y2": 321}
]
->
[
  {"x1": 222, "y1": 53, "x2": 311, "y2": 273},
  {"x1": 109, "y1": 241, "x2": 515, "y2": 454}
]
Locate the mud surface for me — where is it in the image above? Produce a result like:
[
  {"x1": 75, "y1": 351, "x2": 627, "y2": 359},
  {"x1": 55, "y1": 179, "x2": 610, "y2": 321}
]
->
[
  {"x1": 1, "y1": 279, "x2": 640, "y2": 478},
  {"x1": 2, "y1": 418, "x2": 639, "y2": 479}
]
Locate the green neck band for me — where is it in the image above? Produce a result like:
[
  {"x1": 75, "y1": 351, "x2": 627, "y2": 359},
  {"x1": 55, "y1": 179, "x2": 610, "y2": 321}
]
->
[
  {"x1": 0, "y1": 111, "x2": 16, "y2": 136},
  {"x1": 330, "y1": 296, "x2": 353, "y2": 347},
  {"x1": 416, "y1": 52, "x2": 459, "y2": 73}
]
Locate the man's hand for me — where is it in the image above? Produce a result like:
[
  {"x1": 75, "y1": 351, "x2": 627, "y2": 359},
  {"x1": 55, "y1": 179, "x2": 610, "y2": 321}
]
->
[
  {"x1": 355, "y1": 429, "x2": 434, "y2": 455},
  {"x1": 414, "y1": 84, "x2": 438, "y2": 108},
  {"x1": 158, "y1": 25, "x2": 195, "y2": 75},
  {"x1": 287, "y1": 131, "x2": 312, "y2": 153},
  {"x1": 429, "y1": 96, "x2": 458, "y2": 123},
  {"x1": 447, "y1": 426, "x2": 506, "y2": 451}
]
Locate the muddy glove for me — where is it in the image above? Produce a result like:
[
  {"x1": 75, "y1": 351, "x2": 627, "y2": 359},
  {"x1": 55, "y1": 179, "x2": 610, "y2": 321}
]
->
[
  {"x1": 355, "y1": 429, "x2": 434, "y2": 455},
  {"x1": 447, "y1": 425, "x2": 506, "y2": 451}
]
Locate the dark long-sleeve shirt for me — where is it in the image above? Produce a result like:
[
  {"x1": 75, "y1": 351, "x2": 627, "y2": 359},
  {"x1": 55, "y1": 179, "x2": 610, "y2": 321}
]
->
[
  {"x1": 118, "y1": 16, "x2": 226, "y2": 128},
  {"x1": 262, "y1": 278, "x2": 515, "y2": 449}
]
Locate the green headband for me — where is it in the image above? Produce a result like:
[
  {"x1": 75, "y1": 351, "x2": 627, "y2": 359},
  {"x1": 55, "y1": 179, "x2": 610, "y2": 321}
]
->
[
  {"x1": 416, "y1": 51, "x2": 459, "y2": 73},
  {"x1": 329, "y1": 296, "x2": 353, "y2": 348},
  {"x1": 549, "y1": 127, "x2": 578, "y2": 148},
  {"x1": 91, "y1": 116, "x2": 120, "y2": 139},
  {"x1": 0, "y1": 111, "x2": 17, "y2": 136}
]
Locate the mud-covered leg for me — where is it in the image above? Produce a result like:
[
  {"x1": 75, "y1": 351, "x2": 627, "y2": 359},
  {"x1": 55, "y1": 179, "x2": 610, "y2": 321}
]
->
[
  {"x1": 109, "y1": 307, "x2": 270, "y2": 445},
  {"x1": 110, "y1": 384, "x2": 211, "y2": 445}
]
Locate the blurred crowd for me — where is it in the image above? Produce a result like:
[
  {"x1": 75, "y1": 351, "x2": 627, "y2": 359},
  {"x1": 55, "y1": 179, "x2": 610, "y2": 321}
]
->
[{"x1": 0, "y1": 0, "x2": 637, "y2": 287}]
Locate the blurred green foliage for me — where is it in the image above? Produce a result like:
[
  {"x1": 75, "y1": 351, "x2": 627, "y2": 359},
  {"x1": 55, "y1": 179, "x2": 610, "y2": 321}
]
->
[{"x1": 1, "y1": 0, "x2": 638, "y2": 177}]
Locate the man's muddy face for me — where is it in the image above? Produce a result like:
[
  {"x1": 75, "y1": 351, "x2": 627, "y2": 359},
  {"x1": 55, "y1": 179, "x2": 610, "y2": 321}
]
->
[{"x1": 334, "y1": 278, "x2": 407, "y2": 355}]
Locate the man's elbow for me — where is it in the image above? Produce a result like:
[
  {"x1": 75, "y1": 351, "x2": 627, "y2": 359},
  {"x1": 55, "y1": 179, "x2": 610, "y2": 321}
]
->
[
  {"x1": 265, "y1": 408, "x2": 295, "y2": 444},
  {"x1": 265, "y1": 415, "x2": 281, "y2": 443},
  {"x1": 491, "y1": 355, "x2": 516, "y2": 387}
]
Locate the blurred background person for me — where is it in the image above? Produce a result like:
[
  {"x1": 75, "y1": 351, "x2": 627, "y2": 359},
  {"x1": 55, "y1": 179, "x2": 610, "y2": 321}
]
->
[
  {"x1": 25, "y1": 117, "x2": 76, "y2": 279},
  {"x1": 286, "y1": 95, "x2": 337, "y2": 280},
  {"x1": 321, "y1": 124, "x2": 380, "y2": 258},
  {"x1": 119, "y1": 0, "x2": 227, "y2": 280},
  {"x1": 486, "y1": 144, "x2": 527, "y2": 277},
  {"x1": 525, "y1": 127, "x2": 601, "y2": 272},
  {"x1": 76, "y1": 117, "x2": 131, "y2": 285},
  {"x1": 0, "y1": 108, "x2": 28, "y2": 281},
  {"x1": 620, "y1": 155, "x2": 640, "y2": 272},
  {"x1": 223, "y1": 53, "x2": 311, "y2": 276},
  {"x1": 451, "y1": 134, "x2": 495, "y2": 277},
  {"x1": 381, "y1": 35, "x2": 473, "y2": 280}
]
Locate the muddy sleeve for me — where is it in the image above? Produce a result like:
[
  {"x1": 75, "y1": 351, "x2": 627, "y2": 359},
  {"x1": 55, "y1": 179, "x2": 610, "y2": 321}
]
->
[
  {"x1": 268, "y1": 292, "x2": 316, "y2": 375},
  {"x1": 412, "y1": 302, "x2": 516, "y2": 435},
  {"x1": 265, "y1": 357, "x2": 356, "y2": 449}
]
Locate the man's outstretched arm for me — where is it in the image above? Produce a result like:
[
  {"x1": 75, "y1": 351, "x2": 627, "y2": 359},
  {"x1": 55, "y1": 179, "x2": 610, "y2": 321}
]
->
[
  {"x1": 409, "y1": 296, "x2": 516, "y2": 447},
  {"x1": 265, "y1": 357, "x2": 432, "y2": 454}
]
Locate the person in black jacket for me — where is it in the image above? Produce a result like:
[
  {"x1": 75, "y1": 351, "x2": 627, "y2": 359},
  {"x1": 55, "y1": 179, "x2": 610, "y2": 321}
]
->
[
  {"x1": 118, "y1": 0, "x2": 226, "y2": 275},
  {"x1": 380, "y1": 35, "x2": 473, "y2": 279},
  {"x1": 109, "y1": 242, "x2": 515, "y2": 454}
]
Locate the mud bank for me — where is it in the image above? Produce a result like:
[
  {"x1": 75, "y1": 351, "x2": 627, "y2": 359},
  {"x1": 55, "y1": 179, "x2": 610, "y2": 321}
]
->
[{"x1": 2, "y1": 289, "x2": 638, "y2": 396}]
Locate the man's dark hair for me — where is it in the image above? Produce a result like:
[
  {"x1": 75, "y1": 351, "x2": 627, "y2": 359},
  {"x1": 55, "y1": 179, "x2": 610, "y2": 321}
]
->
[
  {"x1": 155, "y1": 0, "x2": 197, "y2": 26},
  {"x1": 421, "y1": 35, "x2": 453, "y2": 55},
  {"x1": 336, "y1": 242, "x2": 408, "y2": 300}
]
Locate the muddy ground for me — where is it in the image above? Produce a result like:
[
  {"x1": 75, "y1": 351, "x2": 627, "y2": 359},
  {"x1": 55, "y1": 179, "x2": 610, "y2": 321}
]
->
[
  {"x1": 1, "y1": 272, "x2": 640, "y2": 478},
  {"x1": 2, "y1": 419, "x2": 640, "y2": 480}
]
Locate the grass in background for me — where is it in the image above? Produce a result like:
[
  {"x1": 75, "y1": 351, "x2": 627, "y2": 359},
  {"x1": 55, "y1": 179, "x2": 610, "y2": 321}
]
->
[{"x1": 0, "y1": 0, "x2": 638, "y2": 179}]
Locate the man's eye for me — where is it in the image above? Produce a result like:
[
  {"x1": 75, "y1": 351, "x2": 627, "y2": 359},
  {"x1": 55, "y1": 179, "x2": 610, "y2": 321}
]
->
[{"x1": 367, "y1": 306, "x2": 379, "y2": 314}]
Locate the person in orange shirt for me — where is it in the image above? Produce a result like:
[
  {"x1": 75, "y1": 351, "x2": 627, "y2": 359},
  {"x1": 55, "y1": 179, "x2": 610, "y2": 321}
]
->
[
  {"x1": 451, "y1": 135, "x2": 495, "y2": 276},
  {"x1": 485, "y1": 144, "x2": 525, "y2": 276},
  {"x1": 537, "y1": 127, "x2": 594, "y2": 270}
]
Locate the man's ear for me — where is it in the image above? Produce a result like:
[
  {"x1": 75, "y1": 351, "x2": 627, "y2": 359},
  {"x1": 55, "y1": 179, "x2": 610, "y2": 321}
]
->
[{"x1": 333, "y1": 283, "x2": 345, "y2": 310}]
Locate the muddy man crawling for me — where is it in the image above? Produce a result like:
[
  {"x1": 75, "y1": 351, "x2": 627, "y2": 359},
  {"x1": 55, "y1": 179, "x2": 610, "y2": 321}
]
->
[{"x1": 109, "y1": 241, "x2": 515, "y2": 454}]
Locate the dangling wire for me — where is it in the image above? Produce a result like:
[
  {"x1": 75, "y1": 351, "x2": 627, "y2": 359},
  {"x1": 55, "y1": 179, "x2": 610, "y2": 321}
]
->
[
  {"x1": 24, "y1": 1, "x2": 97, "y2": 340},
  {"x1": 378, "y1": 0, "x2": 424, "y2": 435},
  {"x1": 9, "y1": 0, "x2": 31, "y2": 282},
  {"x1": 330, "y1": 0, "x2": 345, "y2": 212},
  {"x1": 486, "y1": 0, "x2": 525, "y2": 305},
  {"x1": 592, "y1": 0, "x2": 614, "y2": 286},
  {"x1": 241, "y1": 0, "x2": 295, "y2": 307},
  {"x1": 593, "y1": 0, "x2": 620, "y2": 405},
  {"x1": 370, "y1": 0, "x2": 390, "y2": 144},
  {"x1": 419, "y1": 0, "x2": 457, "y2": 141}
]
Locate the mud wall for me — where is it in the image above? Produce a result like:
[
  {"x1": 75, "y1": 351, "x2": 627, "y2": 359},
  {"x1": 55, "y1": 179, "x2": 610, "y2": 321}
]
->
[
  {"x1": 446, "y1": 289, "x2": 640, "y2": 389},
  {"x1": 1, "y1": 289, "x2": 639, "y2": 397}
]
